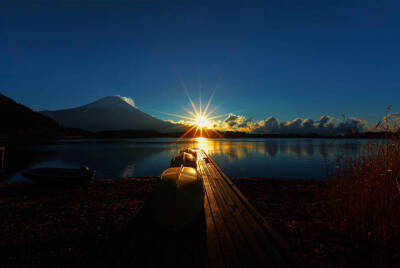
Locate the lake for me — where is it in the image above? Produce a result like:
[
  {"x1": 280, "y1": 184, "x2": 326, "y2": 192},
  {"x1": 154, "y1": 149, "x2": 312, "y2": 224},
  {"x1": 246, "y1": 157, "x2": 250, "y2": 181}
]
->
[{"x1": 2, "y1": 137, "x2": 374, "y2": 182}]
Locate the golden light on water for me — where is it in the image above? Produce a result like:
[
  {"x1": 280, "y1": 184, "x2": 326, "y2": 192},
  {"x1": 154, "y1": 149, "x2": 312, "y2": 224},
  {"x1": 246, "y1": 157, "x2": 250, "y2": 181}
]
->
[
  {"x1": 193, "y1": 137, "x2": 337, "y2": 159},
  {"x1": 196, "y1": 137, "x2": 208, "y2": 151}
]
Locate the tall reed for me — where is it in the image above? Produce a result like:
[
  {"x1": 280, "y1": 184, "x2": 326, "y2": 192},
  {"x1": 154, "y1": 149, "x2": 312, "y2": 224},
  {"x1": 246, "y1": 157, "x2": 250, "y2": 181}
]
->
[{"x1": 327, "y1": 113, "x2": 400, "y2": 266}]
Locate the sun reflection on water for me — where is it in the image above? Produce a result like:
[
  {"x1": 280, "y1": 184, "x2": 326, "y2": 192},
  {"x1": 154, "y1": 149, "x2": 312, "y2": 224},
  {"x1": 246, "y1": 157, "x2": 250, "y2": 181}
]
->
[
  {"x1": 196, "y1": 137, "x2": 209, "y2": 152},
  {"x1": 192, "y1": 137, "x2": 342, "y2": 161}
]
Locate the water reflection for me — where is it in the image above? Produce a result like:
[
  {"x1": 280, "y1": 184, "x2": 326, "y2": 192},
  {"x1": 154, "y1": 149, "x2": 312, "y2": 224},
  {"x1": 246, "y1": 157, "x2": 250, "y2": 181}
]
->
[
  {"x1": 3, "y1": 138, "x2": 372, "y2": 181},
  {"x1": 195, "y1": 138, "x2": 364, "y2": 160},
  {"x1": 194, "y1": 138, "x2": 369, "y2": 179}
]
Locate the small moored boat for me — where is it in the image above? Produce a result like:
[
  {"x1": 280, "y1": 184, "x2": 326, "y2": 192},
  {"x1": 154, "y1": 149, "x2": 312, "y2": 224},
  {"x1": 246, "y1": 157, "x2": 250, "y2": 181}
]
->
[
  {"x1": 180, "y1": 148, "x2": 197, "y2": 159},
  {"x1": 171, "y1": 152, "x2": 197, "y2": 169},
  {"x1": 22, "y1": 166, "x2": 95, "y2": 184},
  {"x1": 149, "y1": 166, "x2": 204, "y2": 229}
]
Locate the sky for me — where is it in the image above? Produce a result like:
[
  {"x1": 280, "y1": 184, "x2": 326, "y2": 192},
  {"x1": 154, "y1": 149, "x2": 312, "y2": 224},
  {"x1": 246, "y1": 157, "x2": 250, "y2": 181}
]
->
[{"x1": 1, "y1": 0, "x2": 400, "y2": 129}]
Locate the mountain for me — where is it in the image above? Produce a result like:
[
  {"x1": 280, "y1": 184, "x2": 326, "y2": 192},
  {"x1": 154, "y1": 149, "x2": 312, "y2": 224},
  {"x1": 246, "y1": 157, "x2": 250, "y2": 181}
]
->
[
  {"x1": 40, "y1": 96, "x2": 182, "y2": 132},
  {"x1": 0, "y1": 93, "x2": 64, "y2": 139}
]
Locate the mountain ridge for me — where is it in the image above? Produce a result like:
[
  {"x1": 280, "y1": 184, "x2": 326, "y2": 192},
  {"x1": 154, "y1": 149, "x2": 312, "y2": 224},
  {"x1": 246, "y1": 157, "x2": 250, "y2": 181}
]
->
[
  {"x1": 40, "y1": 96, "x2": 183, "y2": 132},
  {"x1": 0, "y1": 93, "x2": 64, "y2": 139}
]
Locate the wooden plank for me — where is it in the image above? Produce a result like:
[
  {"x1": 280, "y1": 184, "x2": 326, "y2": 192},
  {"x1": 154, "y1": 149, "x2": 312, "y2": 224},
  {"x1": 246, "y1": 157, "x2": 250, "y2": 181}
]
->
[
  {"x1": 202, "y1": 185, "x2": 225, "y2": 268},
  {"x1": 200, "y1": 151, "x2": 284, "y2": 266},
  {"x1": 203, "y1": 151, "x2": 301, "y2": 267},
  {"x1": 208, "y1": 161, "x2": 287, "y2": 266},
  {"x1": 199, "y1": 163, "x2": 241, "y2": 267},
  {"x1": 200, "y1": 159, "x2": 259, "y2": 267},
  {"x1": 202, "y1": 160, "x2": 270, "y2": 266}
]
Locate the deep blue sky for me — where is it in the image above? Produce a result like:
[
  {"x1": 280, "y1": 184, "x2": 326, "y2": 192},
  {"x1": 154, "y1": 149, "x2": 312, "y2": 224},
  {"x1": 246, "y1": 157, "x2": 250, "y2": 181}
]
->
[{"x1": 1, "y1": 0, "x2": 399, "y2": 124}]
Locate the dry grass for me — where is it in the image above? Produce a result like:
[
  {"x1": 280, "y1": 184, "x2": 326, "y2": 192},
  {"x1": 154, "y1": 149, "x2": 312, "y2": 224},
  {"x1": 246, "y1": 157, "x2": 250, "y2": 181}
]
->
[{"x1": 327, "y1": 135, "x2": 400, "y2": 266}]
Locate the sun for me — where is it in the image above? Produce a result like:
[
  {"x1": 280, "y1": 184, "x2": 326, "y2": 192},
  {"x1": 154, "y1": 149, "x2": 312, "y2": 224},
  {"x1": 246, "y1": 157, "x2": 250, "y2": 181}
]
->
[
  {"x1": 160, "y1": 82, "x2": 226, "y2": 138},
  {"x1": 195, "y1": 116, "x2": 208, "y2": 128}
]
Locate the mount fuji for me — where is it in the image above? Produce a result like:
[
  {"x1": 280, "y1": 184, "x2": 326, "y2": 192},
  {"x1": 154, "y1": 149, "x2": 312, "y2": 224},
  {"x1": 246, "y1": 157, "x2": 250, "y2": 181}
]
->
[{"x1": 40, "y1": 96, "x2": 182, "y2": 132}]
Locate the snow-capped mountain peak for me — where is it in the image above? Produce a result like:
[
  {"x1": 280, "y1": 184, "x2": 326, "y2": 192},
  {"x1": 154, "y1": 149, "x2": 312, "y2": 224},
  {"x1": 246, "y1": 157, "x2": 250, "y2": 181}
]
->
[
  {"x1": 81, "y1": 96, "x2": 135, "y2": 110},
  {"x1": 40, "y1": 96, "x2": 183, "y2": 132}
]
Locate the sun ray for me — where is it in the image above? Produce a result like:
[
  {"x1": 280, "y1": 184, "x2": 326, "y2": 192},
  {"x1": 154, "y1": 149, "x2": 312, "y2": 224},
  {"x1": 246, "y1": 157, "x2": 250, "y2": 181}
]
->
[
  {"x1": 145, "y1": 108, "x2": 195, "y2": 121},
  {"x1": 203, "y1": 128, "x2": 209, "y2": 137},
  {"x1": 203, "y1": 88, "x2": 215, "y2": 116},
  {"x1": 182, "y1": 107, "x2": 196, "y2": 117},
  {"x1": 162, "y1": 112, "x2": 194, "y2": 121},
  {"x1": 166, "y1": 81, "x2": 233, "y2": 138},
  {"x1": 199, "y1": 91, "x2": 202, "y2": 116},
  {"x1": 208, "y1": 113, "x2": 228, "y2": 120},
  {"x1": 181, "y1": 79, "x2": 199, "y2": 116},
  {"x1": 180, "y1": 125, "x2": 197, "y2": 139}
]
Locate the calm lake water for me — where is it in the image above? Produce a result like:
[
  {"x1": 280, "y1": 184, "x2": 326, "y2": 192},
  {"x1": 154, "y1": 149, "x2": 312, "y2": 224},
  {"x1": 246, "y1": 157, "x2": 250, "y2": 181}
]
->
[{"x1": 3, "y1": 138, "x2": 374, "y2": 182}]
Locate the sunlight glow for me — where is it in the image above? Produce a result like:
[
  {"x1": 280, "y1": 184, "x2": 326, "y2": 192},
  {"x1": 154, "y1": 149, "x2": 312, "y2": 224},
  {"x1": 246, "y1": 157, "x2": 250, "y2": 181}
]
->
[
  {"x1": 195, "y1": 116, "x2": 208, "y2": 128},
  {"x1": 169, "y1": 84, "x2": 228, "y2": 139}
]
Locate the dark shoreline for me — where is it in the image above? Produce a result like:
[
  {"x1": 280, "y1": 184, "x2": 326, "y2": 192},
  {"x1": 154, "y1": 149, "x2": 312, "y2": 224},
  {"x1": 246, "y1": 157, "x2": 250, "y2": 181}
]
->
[
  {"x1": 0, "y1": 178, "x2": 157, "y2": 267},
  {"x1": 231, "y1": 177, "x2": 399, "y2": 268},
  {"x1": 0, "y1": 177, "x2": 397, "y2": 267}
]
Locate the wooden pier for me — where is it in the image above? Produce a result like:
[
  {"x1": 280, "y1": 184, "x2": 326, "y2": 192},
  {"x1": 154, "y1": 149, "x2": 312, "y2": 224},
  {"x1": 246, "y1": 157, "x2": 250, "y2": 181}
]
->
[{"x1": 102, "y1": 149, "x2": 299, "y2": 267}]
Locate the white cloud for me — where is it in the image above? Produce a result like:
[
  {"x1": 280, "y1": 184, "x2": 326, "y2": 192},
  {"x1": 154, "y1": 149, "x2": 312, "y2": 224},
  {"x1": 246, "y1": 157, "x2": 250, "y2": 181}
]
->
[
  {"x1": 167, "y1": 111, "x2": 370, "y2": 135},
  {"x1": 116, "y1": 95, "x2": 135, "y2": 107}
]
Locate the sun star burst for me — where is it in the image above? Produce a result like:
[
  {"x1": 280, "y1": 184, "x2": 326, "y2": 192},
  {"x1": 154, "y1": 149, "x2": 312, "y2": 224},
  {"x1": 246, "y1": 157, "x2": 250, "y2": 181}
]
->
[
  {"x1": 194, "y1": 116, "x2": 209, "y2": 128},
  {"x1": 173, "y1": 86, "x2": 225, "y2": 138}
]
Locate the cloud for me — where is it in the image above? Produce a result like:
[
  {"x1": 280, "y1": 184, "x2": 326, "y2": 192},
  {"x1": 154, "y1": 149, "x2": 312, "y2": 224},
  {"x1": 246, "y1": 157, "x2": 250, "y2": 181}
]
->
[
  {"x1": 258, "y1": 115, "x2": 367, "y2": 135},
  {"x1": 238, "y1": 117, "x2": 253, "y2": 128},
  {"x1": 252, "y1": 116, "x2": 279, "y2": 133},
  {"x1": 218, "y1": 113, "x2": 368, "y2": 135},
  {"x1": 167, "y1": 119, "x2": 191, "y2": 125},
  {"x1": 168, "y1": 111, "x2": 369, "y2": 135},
  {"x1": 222, "y1": 113, "x2": 249, "y2": 129},
  {"x1": 316, "y1": 115, "x2": 335, "y2": 133},
  {"x1": 336, "y1": 118, "x2": 367, "y2": 134},
  {"x1": 116, "y1": 95, "x2": 135, "y2": 107}
]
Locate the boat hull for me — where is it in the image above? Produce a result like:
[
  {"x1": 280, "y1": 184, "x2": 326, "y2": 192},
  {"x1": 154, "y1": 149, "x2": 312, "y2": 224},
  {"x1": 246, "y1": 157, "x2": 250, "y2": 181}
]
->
[{"x1": 149, "y1": 166, "x2": 204, "y2": 230}]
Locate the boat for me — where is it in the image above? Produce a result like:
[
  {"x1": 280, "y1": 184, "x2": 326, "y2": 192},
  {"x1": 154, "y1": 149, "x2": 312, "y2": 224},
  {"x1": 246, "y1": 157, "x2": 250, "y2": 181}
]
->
[
  {"x1": 22, "y1": 166, "x2": 95, "y2": 184},
  {"x1": 149, "y1": 166, "x2": 204, "y2": 230},
  {"x1": 180, "y1": 148, "x2": 198, "y2": 159},
  {"x1": 171, "y1": 152, "x2": 197, "y2": 169}
]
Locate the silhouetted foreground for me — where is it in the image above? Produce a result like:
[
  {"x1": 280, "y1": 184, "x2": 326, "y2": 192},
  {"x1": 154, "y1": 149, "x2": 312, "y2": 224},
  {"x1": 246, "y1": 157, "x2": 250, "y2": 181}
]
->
[
  {"x1": 0, "y1": 178, "x2": 156, "y2": 267},
  {"x1": 232, "y1": 178, "x2": 400, "y2": 268},
  {"x1": 0, "y1": 94, "x2": 88, "y2": 143},
  {"x1": 101, "y1": 150, "x2": 298, "y2": 268},
  {"x1": 1, "y1": 176, "x2": 396, "y2": 267}
]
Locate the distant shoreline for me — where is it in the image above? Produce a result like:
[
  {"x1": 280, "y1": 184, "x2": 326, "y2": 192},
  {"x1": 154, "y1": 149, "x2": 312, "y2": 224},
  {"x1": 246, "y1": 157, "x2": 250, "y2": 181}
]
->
[{"x1": 0, "y1": 131, "x2": 389, "y2": 147}]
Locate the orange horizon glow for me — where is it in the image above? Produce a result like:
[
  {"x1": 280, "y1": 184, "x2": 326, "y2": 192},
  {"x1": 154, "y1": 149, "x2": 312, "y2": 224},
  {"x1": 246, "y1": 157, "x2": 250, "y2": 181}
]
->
[{"x1": 174, "y1": 84, "x2": 226, "y2": 138}]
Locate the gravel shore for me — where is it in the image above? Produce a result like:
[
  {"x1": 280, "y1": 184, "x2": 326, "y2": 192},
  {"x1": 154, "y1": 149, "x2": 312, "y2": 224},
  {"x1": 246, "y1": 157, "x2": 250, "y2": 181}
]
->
[
  {"x1": 231, "y1": 177, "x2": 399, "y2": 268},
  {"x1": 0, "y1": 178, "x2": 157, "y2": 267}
]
